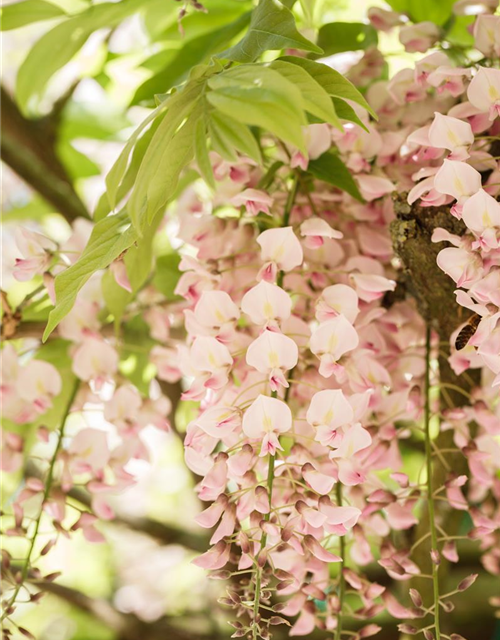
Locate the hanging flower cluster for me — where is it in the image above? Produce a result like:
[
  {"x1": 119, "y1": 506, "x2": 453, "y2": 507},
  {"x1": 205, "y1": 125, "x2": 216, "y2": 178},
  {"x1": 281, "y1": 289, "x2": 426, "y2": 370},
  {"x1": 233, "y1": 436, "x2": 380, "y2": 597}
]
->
[{"x1": 2, "y1": 1, "x2": 500, "y2": 639}]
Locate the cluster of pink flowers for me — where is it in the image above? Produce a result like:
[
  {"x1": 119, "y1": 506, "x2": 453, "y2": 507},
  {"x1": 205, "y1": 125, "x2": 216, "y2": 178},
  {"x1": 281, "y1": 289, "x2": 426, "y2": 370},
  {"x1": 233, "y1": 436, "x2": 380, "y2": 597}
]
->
[{"x1": 2, "y1": 0, "x2": 500, "y2": 637}]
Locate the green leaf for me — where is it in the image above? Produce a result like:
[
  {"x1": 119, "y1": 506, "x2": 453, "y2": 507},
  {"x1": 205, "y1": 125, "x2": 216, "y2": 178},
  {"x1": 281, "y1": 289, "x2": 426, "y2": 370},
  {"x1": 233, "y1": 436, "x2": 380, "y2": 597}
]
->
[
  {"x1": 280, "y1": 56, "x2": 376, "y2": 120},
  {"x1": 194, "y1": 117, "x2": 215, "y2": 189},
  {"x1": 308, "y1": 152, "x2": 364, "y2": 202},
  {"x1": 332, "y1": 97, "x2": 368, "y2": 131},
  {"x1": 1, "y1": 0, "x2": 65, "y2": 30},
  {"x1": 143, "y1": 110, "x2": 200, "y2": 226},
  {"x1": 16, "y1": 0, "x2": 146, "y2": 114},
  {"x1": 128, "y1": 79, "x2": 205, "y2": 231},
  {"x1": 258, "y1": 160, "x2": 284, "y2": 189},
  {"x1": 386, "y1": 0, "x2": 455, "y2": 25},
  {"x1": 57, "y1": 140, "x2": 100, "y2": 180},
  {"x1": 210, "y1": 111, "x2": 262, "y2": 164},
  {"x1": 132, "y1": 12, "x2": 251, "y2": 105},
  {"x1": 106, "y1": 102, "x2": 167, "y2": 210},
  {"x1": 207, "y1": 65, "x2": 307, "y2": 151},
  {"x1": 43, "y1": 211, "x2": 137, "y2": 341},
  {"x1": 218, "y1": 0, "x2": 322, "y2": 63},
  {"x1": 152, "y1": 253, "x2": 182, "y2": 301},
  {"x1": 101, "y1": 212, "x2": 162, "y2": 327},
  {"x1": 315, "y1": 22, "x2": 377, "y2": 57},
  {"x1": 119, "y1": 317, "x2": 156, "y2": 394},
  {"x1": 270, "y1": 60, "x2": 342, "y2": 130}
]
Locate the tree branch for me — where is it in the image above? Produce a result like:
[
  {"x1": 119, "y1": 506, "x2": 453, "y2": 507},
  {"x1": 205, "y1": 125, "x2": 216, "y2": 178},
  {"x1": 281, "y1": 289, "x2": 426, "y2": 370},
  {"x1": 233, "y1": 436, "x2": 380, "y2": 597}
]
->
[{"x1": 1, "y1": 85, "x2": 90, "y2": 223}]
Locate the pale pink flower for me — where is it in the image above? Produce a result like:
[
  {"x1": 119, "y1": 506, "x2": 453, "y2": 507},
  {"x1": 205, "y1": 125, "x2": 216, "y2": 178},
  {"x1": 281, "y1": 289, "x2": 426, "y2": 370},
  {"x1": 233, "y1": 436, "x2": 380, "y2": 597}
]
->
[
  {"x1": 241, "y1": 280, "x2": 292, "y2": 326},
  {"x1": 110, "y1": 259, "x2": 132, "y2": 292},
  {"x1": 427, "y1": 66, "x2": 471, "y2": 97},
  {"x1": 306, "y1": 389, "x2": 354, "y2": 446},
  {"x1": 433, "y1": 159, "x2": 482, "y2": 204},
  {"x1": 242, "y1": 395, "x2": 292, "y2": 456},
  {"x1": 256, "y1": 227, "x2": 303, "y2": 281},
  {"x1": 192, "y1": 541, "x2": 230, "y2": 570},
  {"x1": 13, "y1": 227, "x2": 54, "y2": 282},
  {"x1": 316, "y1": 284, "x2": 359, "y2": 324},
  {"x1": 246, "y1": 329, "x2": 298, "y2": 391},
  {"x1": 302, "y1": 463, "x2": 336, "y2": 494},
  {"x1": 150, "y1": 346, "x2": 182, "y2": 383},
  {"x1": 473, "y1": 14, "x2": 500, "y2": 57},
  {"x1": 231, "y1": 188, "x2": 273, "y2": 216},
  {"x1": 58, "y1": 300, "x2": 101, "y2": 342},
  {"x1": 437, "y1": 247, "x2": 483, "y2": 287},
  {"x1": 186, "y1": 290, "x2": 240, "y2": 341},
  {"x1": 144, "y1": 307, "x2": 170, "y2": 342},
  {"x1": 183, "y1": 337, "x2": 233, "y2": 397},
  {"x1": 69, "y1": 428, "x2": 110, "y2": 474},
  {"x1": 428, "y1": 112, "x2": 474, "y2": 160},
  {"x1": 350, "y1": 273, "x2": 396, "y2": 303},
  {"x1": 356, "y1": 175, "x2": 395, "y2": 201},
  {"x1": 300, "y1": 218, "x2": 343, "y2": 249},
  {"x1": 388, "y1": 68, "x2": 427, "y2": 105},
  {"x1": 72, "y1": 338, "x2": 119, "y2": 388},
  {"x1": 414, "y1": 52, "x2": 450, "y2": 85},
  {"x1": 310, "y1": 315, "x2": 359, "y2": 378},
  {"x1": 462, "y1": 189, "x2": 500, "y2": 250},
  {"x1": 453, "y1": 0, "x2": 498, "y2": 14},
  {"x1": 367, "y1": 6, "x2": 403, "y2": 31},
  {"x1": 329, "y1": 423, "x2": 372, "y2": 459},
  {"x1": 104, "y1": 385, "x2": 142, "y2": 429},
  {"x1": 17, "y1": 360, "x2": 62, "y2": 415},
  {"x1": 193, "y1": 405, "x2": 241, "y2": 439},
  {"x1": 290, "y1": 124, "x2": 332, "y2": 170},
  {"x1": 467, "y1": 66, "x2": 500, "y2": 120},
  {"x1": 399, "y1": 21, "x2": 440, "y2": 53}
]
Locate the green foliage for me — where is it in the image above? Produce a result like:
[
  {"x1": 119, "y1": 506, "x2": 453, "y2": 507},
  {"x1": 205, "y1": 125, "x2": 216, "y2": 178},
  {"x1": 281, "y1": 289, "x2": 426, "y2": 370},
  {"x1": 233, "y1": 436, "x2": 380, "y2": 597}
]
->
[
  {"x1": 218, "y1": 0, "x2": 322, "y2": 62},
  {"x1": 43, "y1": 211, "x2": 138, "y2": 341},
  {"x1": 269, "y1": 60, "x2": 342, "y2": 130},
  {"x1": 132, "y1": 11, "x2": 252, "y2": 105},
  {"x1": 16, "y1": 0, "x2": 147, "y2": 114},
  {"x1": 1, "y1": 0, "x2": 65, "y2": 30},
  {"x1": 315, "y1": 22, "x2": 378, "y2": 57},
  {"x1": 308, "y1": 152, "x2": 364, "y2": 202},
  {"x1": 119, "y1": 317, "x2": 157, "y2": 394},
  {"x1": 279, "y1": 56, "x2": 376, "y2": 119},
  {"x1": 385, "y1": 0, "x2": 455, "y2": 26},
  {"x1": 207, "y1": 65, "x2": 307, "y2": 151},
  {"x1": 152, "y1": 253, "x2": 182, "y2": 302},
  {"x1": 209, "y1": 110, "x2": 262, "y2": 164}
]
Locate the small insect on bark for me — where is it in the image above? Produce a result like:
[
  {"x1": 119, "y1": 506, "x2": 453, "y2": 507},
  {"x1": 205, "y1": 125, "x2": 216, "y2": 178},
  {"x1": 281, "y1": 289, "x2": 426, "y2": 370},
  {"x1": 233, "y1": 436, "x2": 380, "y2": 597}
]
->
[{"x1": 455, "y1": 313, "x2": 481, "y2": 351}]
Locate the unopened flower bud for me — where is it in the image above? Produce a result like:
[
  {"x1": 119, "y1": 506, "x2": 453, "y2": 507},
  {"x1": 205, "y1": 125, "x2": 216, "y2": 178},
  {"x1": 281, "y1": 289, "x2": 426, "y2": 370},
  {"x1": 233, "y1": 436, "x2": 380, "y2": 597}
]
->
[
  {"x1": 430, "y1": 549, "x2": 440, "y2": 565},
  {"x1": 457, "y1": 573, "x2": 478, "y2": 591},
  {"x1": 409, "y1": 588, "x2": 423, "y2": 608}
]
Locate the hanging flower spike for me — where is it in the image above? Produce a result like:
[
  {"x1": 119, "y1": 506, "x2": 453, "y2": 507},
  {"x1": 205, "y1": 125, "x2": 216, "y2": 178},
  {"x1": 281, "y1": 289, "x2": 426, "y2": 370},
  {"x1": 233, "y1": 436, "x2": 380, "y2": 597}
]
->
[{"x1": 242, "y1": 394, "x2": 292, "y2": 456}]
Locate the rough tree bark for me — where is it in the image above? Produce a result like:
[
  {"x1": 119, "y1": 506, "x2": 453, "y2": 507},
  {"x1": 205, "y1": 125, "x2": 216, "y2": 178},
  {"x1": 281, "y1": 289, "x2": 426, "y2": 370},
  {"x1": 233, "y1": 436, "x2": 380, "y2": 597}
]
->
[{"x1": 390, "y1": 194, "x2": 481, "y2": 634}]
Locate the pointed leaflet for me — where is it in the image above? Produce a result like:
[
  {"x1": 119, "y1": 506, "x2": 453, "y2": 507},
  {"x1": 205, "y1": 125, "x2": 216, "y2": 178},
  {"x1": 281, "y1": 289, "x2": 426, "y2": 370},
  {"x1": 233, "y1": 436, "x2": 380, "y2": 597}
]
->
[
  {"x1": 132, "y1": 11, "x2": 251, "y2": 105},
  {"x1": 270, "y1": 60, "x2": 343, "y2": 130},
  {"x1": 315, "y1": 22, "x2": 377, "y2": 57},
  {"x1": 106, "y1": 102, "x2": 168, "y2": 210},
  {"x1": 195, "y1": 117, "x2": 215, "y2": 189},
  {"x1": 218, "y1": 0, "x2": 322, "y2": 62},
  {"x1": 1, "y1": 0, "x2": 65, "y2": 31},
  {"x1": 43, "y1": 211, "x2": 137, "y2": 341},
  {"x1": 332, "y1": 98, "x2": 369, "y2": 132},
  {"x1": 127, "y1": 79, "x2": 205, "y2": 231},
  {"x1": 279, "y1": 56, "x2": 376, "y2": 119},
  {"x1": 308, "y1": 152, "x2": 364, "y2": 202},
  {"x1": 207, "y1": 65, "x2": 307, "y2": 152},
  {"x1": 210, "y1": 111, "x2": 262, "y2": 164}
]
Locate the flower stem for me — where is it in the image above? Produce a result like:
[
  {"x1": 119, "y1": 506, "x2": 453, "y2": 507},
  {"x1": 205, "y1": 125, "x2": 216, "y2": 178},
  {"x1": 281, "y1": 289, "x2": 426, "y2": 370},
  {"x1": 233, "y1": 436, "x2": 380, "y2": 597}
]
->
[
  {"x1": 1, "y1": 379, "x2": 79, "y2": 623},
  {"x1": 424, "y1": 325, "x2": 440, "y2": 639},
  {"x1": 335, "y1": 482, "x2": 346, "y2": 640}
]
